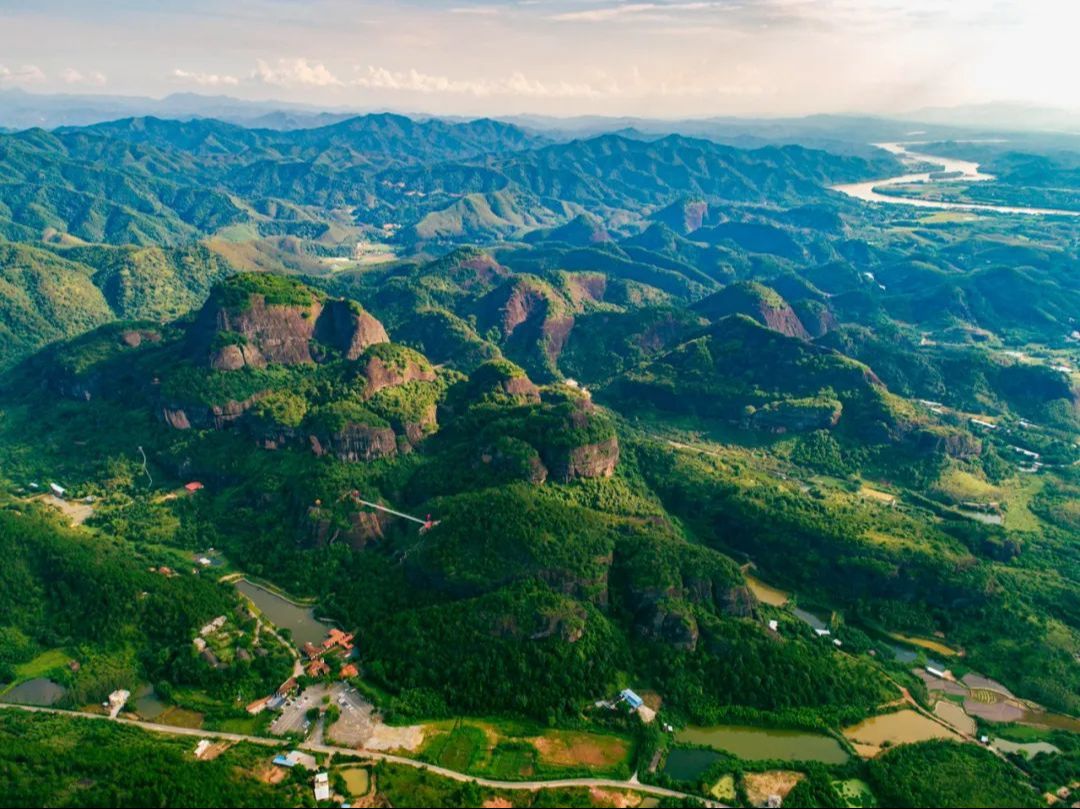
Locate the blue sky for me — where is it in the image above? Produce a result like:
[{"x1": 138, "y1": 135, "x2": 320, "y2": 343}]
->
[{"x1": 1, "y1": 1, "x2": 1076, "y2": 117}]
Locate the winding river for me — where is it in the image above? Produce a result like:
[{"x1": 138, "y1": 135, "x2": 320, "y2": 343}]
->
[{"x1": 832, "y1": 142, "x2": 1080, "y2": 217}]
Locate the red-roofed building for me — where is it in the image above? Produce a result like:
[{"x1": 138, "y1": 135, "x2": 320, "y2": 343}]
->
[
  {"x1": 306, "y1": 659, "x2": 330, "y2": 678},
  {"x1": 184, "y1": 482, "x2": 205, "y2": 493},
  {"x1": 302, "y1": 642, "x2": 323, "y2": 660},
  {"x1": 340, "y1": 664, "x2": 358, "y2": 679},
  {"x1": 277, "y1": 677, "x2": 298, "y2": 696},
  {"x1": 322, "y1": 628, "x2": 355, "y2": 654}
]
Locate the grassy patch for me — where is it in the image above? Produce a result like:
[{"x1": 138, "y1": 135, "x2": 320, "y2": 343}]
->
[
  {"x1": 487, "y1": 742, "x2": 537, "y2": 779},
  {"x1": 12, "y1": 648, "x2": 72, "y2": 681},
  {"x1": 156, "y1": 706, "x2": 205, "y2": 729}
]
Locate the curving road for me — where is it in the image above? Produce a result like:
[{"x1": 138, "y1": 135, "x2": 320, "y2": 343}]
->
[{"x1": 0, "y1": 703, "x2": 722, "y2": 807}]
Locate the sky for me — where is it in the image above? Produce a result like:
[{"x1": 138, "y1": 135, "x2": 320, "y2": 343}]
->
[{"x1": 1, "y1": 0, "x2": 1078, "y2": 118}]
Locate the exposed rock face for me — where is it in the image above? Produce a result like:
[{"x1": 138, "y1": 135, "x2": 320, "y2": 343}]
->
[
  {"x1": 162, "y1": 407, "x2": 192, "y2": 430},
  {"x1": 402, "y1": 403, "x2": 438, "y2": 446},
  {"x1": 722, "y1": 584, "x2": 758, "y2": 618},
  {"x1": 314, "y1": 299, "x2": 390, "y2": 361},
  {"x1": 161, "y1": 392, "x2": 269, "y2": 431},
  {"x1": 361, "y1": 353, "x2": 436, "y2": 396},
  {"x1": 916, "y1": 427, "x2": 982, "y2": 460},
  {"x1": 546, "y1": 436, "x2": 620, "y2": 483},
  {"x1": 209, "y1": 342, "x2": 264, "y2": 371},
  {"x1": 502, "y1": 375, "x2": 541, "y2": 402},
  {"x1": 694, "y1": 282, "x2": 810, "y2": 340},
  {"x1": 493, "y1": 282, "x2": 549, "y2": 338},
  {"x1": 346, "y1": 510, "x2": 386, "y2": 548},
  {"x1": 190, "y1": 292, "x2": 388, "y2": 369},
  {"x1": 637, "y1": 602, "x2": 699, "y2": 651},
  {"x1": 542, "y1": 315, "x2": 575, "y2": 365},
  {"x1": 309, "y1": 424, "x2": 398, "y2": 462},
  {"x1": 795, "y1": 301, "x2": 840, "y2": 338},
  {"x1": 119, "y1": 329, "x2": 162, "y2": 349}
]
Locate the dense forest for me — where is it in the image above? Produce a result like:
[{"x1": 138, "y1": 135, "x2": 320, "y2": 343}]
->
[{"x1": 0, "y1": 108, "x2": 1077, "y2": 808}]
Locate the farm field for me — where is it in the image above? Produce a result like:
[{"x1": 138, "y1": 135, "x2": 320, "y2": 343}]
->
[{"x1": 417, "y1": 719, "x2": 633, "y2": 780}]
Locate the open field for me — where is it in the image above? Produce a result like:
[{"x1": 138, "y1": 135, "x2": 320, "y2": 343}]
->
[
  {"x1": 11, "y1": 649, "x2": 73, "y2": 682},
  {"x1": 418, "y1": 719, "x2": 633, "y2": 781},
  {"x1": 744, "y1": 771, "x2": 804, "y2": 806}
]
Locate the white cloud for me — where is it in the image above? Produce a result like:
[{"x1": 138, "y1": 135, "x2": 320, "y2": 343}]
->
[
  {"x1": 61, "y1": 68, "x2": 107, "y2": 86},
  {"x1": 252, "y1": 58, "x2": 343, "y2": 87},
  {"x1": 171, "y1": 68, "x2": 240, "y2": 87},
  {"x1": 0, "y1": 64, "x2": 46, "y2": 86},
  {"x1": 551, "y1": 2, "x2": 724, "y2": 23},
  {"x1": 352, "y1": 65, "x2": 609, "y2": 98}
]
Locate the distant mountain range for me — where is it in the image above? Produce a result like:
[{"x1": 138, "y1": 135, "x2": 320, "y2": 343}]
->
[{"x1": 4, "y1": 88, "x2": 1080, "y2": 145}]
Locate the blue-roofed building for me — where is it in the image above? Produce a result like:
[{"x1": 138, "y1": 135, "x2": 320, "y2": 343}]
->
[{"x1": 619, "y1": 689, "x2": 644, "y2": 709}]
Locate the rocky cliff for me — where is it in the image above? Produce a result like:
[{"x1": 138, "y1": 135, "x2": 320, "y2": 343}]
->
[
  {"x1": 694, "y1": 281, "x2": 810, "y2": 340},
  {"x1": 189, "y1": 275, "x2": 388, "y2": 369}
]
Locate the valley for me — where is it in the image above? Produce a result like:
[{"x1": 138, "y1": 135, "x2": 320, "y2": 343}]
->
[{"x1": 0, "y1": 107, "x2": 1077, "y2": 809}]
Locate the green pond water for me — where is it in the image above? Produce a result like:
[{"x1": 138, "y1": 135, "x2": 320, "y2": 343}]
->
[
  {"x1": 235, "y1": 579, "x2": 331, "y2": 649},
  {"x1": 663, "y1": 747, "x2": 722, "y2": 781},
  {"x1": 3, "y1": 678, "x2": 66, "y2": 706},
  {"x1": 134, "y1": 684, "x2": 168, "y2": 719},
  {"x1": 676, "y1": 725, "x2": 849, "y2": 764}
]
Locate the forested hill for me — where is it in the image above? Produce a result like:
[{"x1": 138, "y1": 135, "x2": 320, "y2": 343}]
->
[{"x1": 0, "y1": 115, "x2": 899, "y2": 248}]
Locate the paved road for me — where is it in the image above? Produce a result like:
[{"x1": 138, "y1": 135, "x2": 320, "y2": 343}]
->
[{"x1": 0, "y1": 703, "x2": 721, "y2": 807}]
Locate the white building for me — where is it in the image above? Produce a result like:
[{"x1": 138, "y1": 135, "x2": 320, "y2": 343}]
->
[
  {"x1": 107, "y1": 689, "x2": 130, "y2": 719},
  {"x1": 313, "y1": 772, "x2": 331, "y2": 802}
]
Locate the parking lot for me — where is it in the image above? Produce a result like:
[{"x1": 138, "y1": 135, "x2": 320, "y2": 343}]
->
[
  {"x1": 323, "y1": 684, "x2": 372, "y2": 747},
  {"x1": 269, "y1": 682, "x2": 335, "y2": 737},
  {"x1": 268, "y1": 681, "x2": 424, "y2": 751}
]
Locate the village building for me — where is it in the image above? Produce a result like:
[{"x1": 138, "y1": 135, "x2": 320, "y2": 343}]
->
[
  {"x1": 199, "y1": 615, "x2": 227, "y2": 637},
  {"x1": 313, "y1": 772, "x2": 331, "y2": 802},
  {"x1": 619, "y1": 689, "x2": 644, "y2": 709},
  {"x1": 322, "y1": 628, "x2": 355, "y2": 654},
  {"x1": 246, "y1": 696, "x2": 270, "y2": 715},
  {"x1": 273, "y1": 750, "x2": 317, "y2": 770},
  {"x1": 107, "y1": 689, "x2": 130, "y2": 719},
  {"x1": 340, "y1": 663, "x2": 359, "y2": 679},
  {"x1": 277, "y1": 677, "x2": 298, "y2": 697},
  {"x1": 306, "y1": 658, "x2": 331, "y2": 678}
]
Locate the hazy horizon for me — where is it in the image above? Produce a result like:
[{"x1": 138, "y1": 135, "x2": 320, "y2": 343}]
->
[{"x1": 2, "y1": 0, "x2": 1078, "y2": 120}]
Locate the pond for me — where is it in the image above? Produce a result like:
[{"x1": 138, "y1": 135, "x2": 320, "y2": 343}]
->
[
  {"x1": 675, "y1": 725, "x2": 849, "y2": 765},
  {"x1": 745, "y1": 574, "x2": 789, "y2": 607},
  {"x1": 886, "y1": 643, "x2": 945, "y2": 671},
  {"x1": 993, "y1": 738, "x2": 1060, "y2": 758},
  {"x1": 134, "y1": 683, "x2": 168, "y2": 720},
  {"x1": 235, "y1": 579, "x2": 332, "y2": 649},
  {"x1": 3, "y1": 678, "x2": 66, "y2": 706},
  {"x1": 663, "y1": 747, "x2": 722, "y2": 781},
  {"x1": 844, "y1": 710, "x2": 959, "y2": 750}
]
